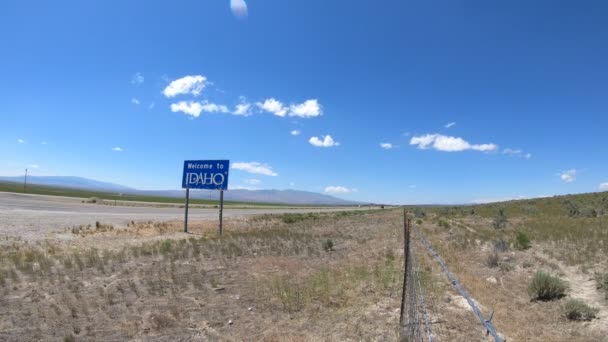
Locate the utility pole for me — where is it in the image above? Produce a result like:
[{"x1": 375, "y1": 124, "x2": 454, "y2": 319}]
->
[{"x1": 24, "y1": 168, "x2": 28, "y2": 193}]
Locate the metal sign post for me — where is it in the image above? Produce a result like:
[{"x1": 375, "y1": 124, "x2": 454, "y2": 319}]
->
[
  {"x1": 181, "y1": 160, "x2": 229, "y2": 236},
  {"x1": 219, "y1": 190, "x2": 224, "y2": 236},
  {"x1": 184, "y1": 187, "x2": 190, "y2": 233}
]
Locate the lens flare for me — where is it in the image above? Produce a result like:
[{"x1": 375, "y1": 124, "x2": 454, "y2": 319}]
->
[{"x1": 230, "y1": 0, "x2": 248, "y2": 19}]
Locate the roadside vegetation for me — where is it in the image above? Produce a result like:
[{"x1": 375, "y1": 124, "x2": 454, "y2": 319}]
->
[
  {"x1": 0, "y1": 209, "x2": 403, "y2": 341},
  {"x1": 410, "y1": 191, "x2": 607, "y2": 341}
]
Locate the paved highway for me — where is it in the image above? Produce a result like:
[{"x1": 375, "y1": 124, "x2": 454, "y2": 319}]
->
[{"x1": 0, "y1": 192, "x2": 359, "y2": 241}]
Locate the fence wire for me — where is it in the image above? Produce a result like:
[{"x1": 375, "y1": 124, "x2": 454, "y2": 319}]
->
[
  {"x1": 400, "y1": 215, "x2": 433, "y2": 342},
  {"x1": 413, "y1": 225, "x2": 505, "y2": 342}
]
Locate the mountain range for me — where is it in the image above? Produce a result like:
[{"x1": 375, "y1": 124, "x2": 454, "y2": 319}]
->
[{"x1": 0, "y1": 176, "x2": 361, "y2": 206}]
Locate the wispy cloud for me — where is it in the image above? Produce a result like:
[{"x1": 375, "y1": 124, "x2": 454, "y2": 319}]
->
[
  {"x1": 27, "y1": 164, "x2": 40, "y2": 169},
  {"x1": 17, "y1": 139, "x2": 25, "y2": 144},
  {"x1": 410, "y1": 133, "x2": 497, "y2": 152},
  {"x1": 148, "y1": 102, "x2": 155, "y2": 110},
  {"x1": 309, "y1": 135, "x2": 340, "y2": 147},
  {"x1": 380, "y1": 143, "x2": 393, "y2": 149},
  {"x1": 503, "y1": 148, "x2": 532, "y2": 159},
  {"x1": 291, "y1": 130, "x2": 301, "y2": 136},
  {"x1": 163, "y1": 75, "x2": 208, "y2": 97},
  {"x1": 111, "y1": 147, "x2": 123, "y2": 152},
  {"x1": 244, "y1": 179, "x2": 261, "y2": 185},
  {"x1": 41, "y1": 141, "x2": 47, "y2": 145},
  {"x1": 560, "y1": 169, "x2": 576, "y2": 183},
  {"x1": 199, "y1": 101, "x2": 229, "y2": 114},
  {"x1": 233, "y1": 98, "x2": 252, "y2": 116},
  {"x1": 324, "y1": 186, "x2": 356, "y2": 194},
  {"x1": 170, "y1": 101, "x2": 229, "y2": 117},
  {"x1": 445, "y1": 122, "x2": 456, "y2": 128},
  {"x1": 131, "y1": 98, "x2": 140, "y2": 105},
  {"x1": 232, "y1": 162, "x2": 278, "y2": 176},
  {"x1": 131, "y1": 72, "x2": 144, "y2": 86},
  {"x1": 600, "y1": 182, "x2": 608, "y2": 191}
]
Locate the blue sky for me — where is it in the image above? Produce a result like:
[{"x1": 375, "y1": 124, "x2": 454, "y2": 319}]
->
[{"x1": 1, "y1": 0, "x2": 607, "y2": 204}]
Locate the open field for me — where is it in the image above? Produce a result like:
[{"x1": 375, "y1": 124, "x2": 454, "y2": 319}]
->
[
  {"x1": 0, "y1": 209, "x2": 406, "y2": 341},
  {"x1": 411, "y1": 192, "x2": 608, "y2": 341},
  {"x1": 0, "y1": 192, "x2": 606, "y2": 341}
]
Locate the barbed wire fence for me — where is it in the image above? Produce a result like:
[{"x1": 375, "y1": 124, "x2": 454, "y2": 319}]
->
[
  {"x1": 399, "y1": 210, "x2": 433, "y2": 342},
  {"x1": 399, "y1": 210, "x2": 506, "y2": 342}
]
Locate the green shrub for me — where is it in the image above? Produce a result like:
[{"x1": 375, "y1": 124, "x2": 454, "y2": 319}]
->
[
  {"x1": 563, "y1": 299, "x2": 598, "y2": 321},
  {"x1": 416, "y1": 219, "x2": 423, "y2": 225},
  {"x1": 528, "y1": 271, "x2": 567, "y2": 301},
  {"x1": 515, "y1": 231, "x2": 531, "y2": 250},
  {"x1": 323, "y1": 239, "x2": 334, "y2": 252},
  {"x1": 492, "y1": 208, "x2": 508, "y2": 229},
  {"x1": 438, "y1": 219, "x2": 449, "y2": 228},
  {"x1": 160, "y1": 240, "x2": 173, "y2": 254}
]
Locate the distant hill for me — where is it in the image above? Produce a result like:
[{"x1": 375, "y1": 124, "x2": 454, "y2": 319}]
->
[
  {"x1": 0, "y1": 176, "x2": 134, "y2": 192},
  {"x1": 0, "y1": 176, "x2": 361, "y2": 206}
]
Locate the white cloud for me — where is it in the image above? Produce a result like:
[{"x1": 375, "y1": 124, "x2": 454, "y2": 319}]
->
[
  {"x1": 410, "y1": 133, "x2": 497, "y2": 152},
  {"x1": 131, "y1": 98, "x2": 140, "y2": 105},
  {"x1": 445, "y1": 122, "x2": 456, "y2": 128},
  {"x1": 380, "y1": 143, "x2": 393, "y2": 149},
  {"x1": 17, "y1": 139, "x2": 25, "y2": 144},
  {"x1": 309, "y1": 135, "x2": 340, "y2": 147},
  {"x1": 171, "y1": 101, "x2": 203, "y2": 117},
  {"x1": 245, "y1": 179, "x2": 261, "y2": 185},
  {"x1": 170, "y1": 101, "x2": 229, "y2": 117},
  {"x1": 324, "y1": 186, "x2": 356, "y2": 194},
  {"x1": 289, "y1": 99, "x2": 322, "y2": 118},
  {"x1": 200, "y1": 101, "x2": 229, "y2": 114},
  {"x1": 291, "y1": 130, "x2": 301, "y2": 136},
  {"x1": 41, "y1": 141, "x2": 47, "y2": 145},
  {"x1": 600, "y1": 182, "x2": 608, "y2": 191},
  {"x1": 232, "y1": 162, "x2": 278, "y2": 176},
  {"x1": 257, "y1": 98, "x2": 288, "y2": 117},
  {"x1": 27, "y1": 164, "x2": 40, "y2": 169},
  {"x1": 289, "y1": 182, "x2": 295, "y2": 187},
  {"x1": 131, "y1": 72, "x2": 144, "y2": 86},
  {"x1": 148, "y1": 102, "x2": 155, "y2": 110},
  {"x1": 233, "y1": 102, "x2": 252, "y2": 116},
  {"x1": 163, "y1": 75, "x2": 208, "y2": 97},
  {"x1": 230, "y1": 0, "x2": 248, "y2": 19},
  {"x1": 111, "y1": 147, "x2": 123, "y2": 152},
  {"x1": 525, "y1": 153, "x2": 532, "y2": 159},
  {"x1": 560, "y1": 169, "x2": 577, "y2": 183}
]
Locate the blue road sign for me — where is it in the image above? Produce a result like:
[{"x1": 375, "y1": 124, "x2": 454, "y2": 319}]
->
[{"x1": 182, "y1": 160, "x2": 229, "y2": 190}]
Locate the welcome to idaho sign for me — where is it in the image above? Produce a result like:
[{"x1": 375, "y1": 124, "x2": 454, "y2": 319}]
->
[{"x1": 181, "y1": 160, "x2": 229, "y2": 190}]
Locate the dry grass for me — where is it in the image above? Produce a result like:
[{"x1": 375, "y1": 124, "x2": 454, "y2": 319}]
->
[
  {"x1": 0, "y1": 209, "x2": 403, "y2": 341},
  {"x1": 411, "y1": 193, "x2": 608, "y2": 341}
]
